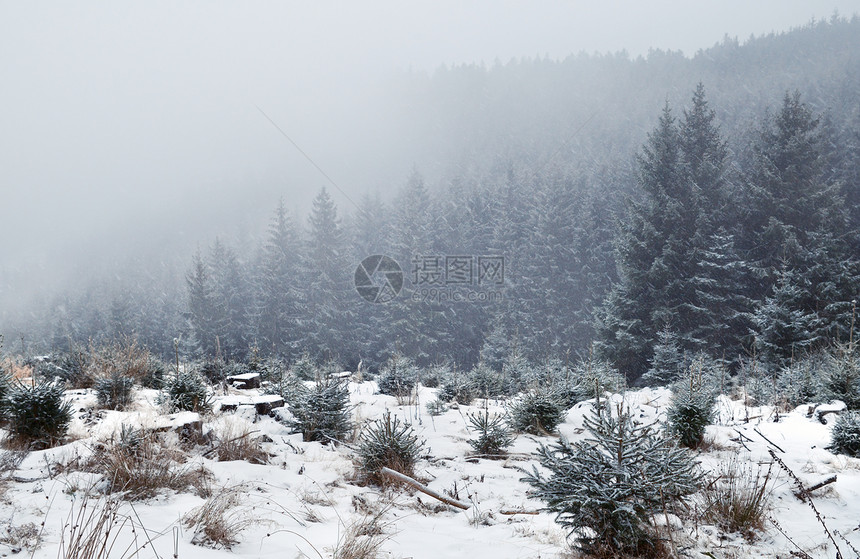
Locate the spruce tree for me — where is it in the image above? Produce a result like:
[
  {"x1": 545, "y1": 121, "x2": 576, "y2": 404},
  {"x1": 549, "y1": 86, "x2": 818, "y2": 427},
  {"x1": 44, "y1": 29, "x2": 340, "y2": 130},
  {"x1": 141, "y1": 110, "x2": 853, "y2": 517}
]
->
[
  {"x1": 667, "y1": 369, "x2": 716, "y2": 448},
  {"x1": 598, "y1": 96, "x2": 705, "y2": 378},
  {"x1": 186, "y1": 249, "x2": 218, "y2": 358},
  {"x1": 286, "y1": 377, "x2": 352, "y2": 444},
  {"x1": 253, "y1": 199, "x2": 301, "y2": 357},
  {"x1": 640, "y1": 327, "x2": 685, "y2": 386},
  {"x1": 207, "y1": 238, "x2": 251, "y2": 360},
  {"x1": 303, "y1": 187, "x2": 355, "y2": 362},
  {"x1": 689, "y1": 228, "x2": 756, "y2": 362},
  {"x1": 523, "y1": 403, "x2": 700, "y2": 554},
  {"x1": 752, "y1": 267, "x2": 819, "y2": 371}
]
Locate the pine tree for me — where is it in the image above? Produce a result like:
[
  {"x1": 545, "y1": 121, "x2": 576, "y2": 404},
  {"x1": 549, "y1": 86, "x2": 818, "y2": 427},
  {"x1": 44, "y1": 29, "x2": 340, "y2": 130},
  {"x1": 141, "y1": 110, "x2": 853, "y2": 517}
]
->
[
  {"x1": 690, "y1": 228, "x2": 756, "y2": 362},
  {"x1": 667, "y1": 369, "x2": 716, "y2": 448},
  {"x1": 598, "y1": 98, "x2": 702, "y2": 378},
  {"x1": 286, "y1": 377, "x2": 352, "y2": 444},
  {"x1": 822, "y1": 342, "x2": 860, "y2": 410},
  {"x1": 479, "y1": 315, "x2": 508, "y2": 373},
  {"x1": 6, "y1": 381, "x2": 73, "y2": 448},
  {"x1": 377, "y1": 353, "x2": 419, "y2": 398},
  {"x1": 827, "y1": 410, "x2": 860, "y2": 457},
  {"x1": 385, "y1": 169, "x2": 452, "y2": 365},
  {"x1": 254, "y1": 199, "x2": 301, "y2": 357},
  {"x1": 680, "y1": 83, "x2": 731, "y2": 233},
  {"x1": 640, "y1": 327, "x2": 685, "y2": 386},
  {"x1": 523, "y1": 403, "x2": 701, "y2": 554},
  {"x1": 355, "y1": 410, "x2": 424, "y2": 485},
  {"x1": 467, "y1": 410, "x2": 515, "y2": 457},
  {"x1": 302, "y1": 188, "x2": 355, "y2": 362},
  {"x1": 208, "y1": 238, "x2": 251, "y2": 360},
  {"x1": 752, "y1": 266, "x2": 819, "y2": 371},
  {"x1": 186, "y1": 249, "x2": 217, "y2": 357},
  {"x1": 741, "y1": 91, "x2": 846, "y2": 319}
]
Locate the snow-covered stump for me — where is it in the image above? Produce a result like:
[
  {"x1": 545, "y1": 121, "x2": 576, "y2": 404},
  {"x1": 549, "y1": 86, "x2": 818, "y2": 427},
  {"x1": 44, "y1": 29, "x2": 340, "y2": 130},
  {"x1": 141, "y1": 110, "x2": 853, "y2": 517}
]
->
[
  {"x1": 814, "y1": 401, "x2": 846, "y2": 424},
  {"x1": 226, "y1": 372, "x2": 261, "y2": 389},
  {"x1": 151, "y1": 411, "x2": 203, "y2": 442},
  {"x1": 218, "y1": 394, "x2": 285, "y2": 417}
]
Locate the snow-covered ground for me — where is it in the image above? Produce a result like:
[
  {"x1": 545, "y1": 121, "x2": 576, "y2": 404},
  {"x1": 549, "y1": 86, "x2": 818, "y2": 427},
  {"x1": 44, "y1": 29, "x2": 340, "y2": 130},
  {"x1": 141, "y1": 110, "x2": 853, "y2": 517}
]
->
[{"x1": 1, "y1": 382, "x2": 859, "y2": 558}]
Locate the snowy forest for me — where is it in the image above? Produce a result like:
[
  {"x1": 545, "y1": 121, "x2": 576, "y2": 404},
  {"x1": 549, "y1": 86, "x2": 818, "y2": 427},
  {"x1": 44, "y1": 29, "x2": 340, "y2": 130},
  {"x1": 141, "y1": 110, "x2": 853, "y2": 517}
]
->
[
  {"x1": 4, "y1": 16, "x2": 860, "y2": 384},
  {"x1": 4, "y1": 10, "x2": 860, "y2": 559}
]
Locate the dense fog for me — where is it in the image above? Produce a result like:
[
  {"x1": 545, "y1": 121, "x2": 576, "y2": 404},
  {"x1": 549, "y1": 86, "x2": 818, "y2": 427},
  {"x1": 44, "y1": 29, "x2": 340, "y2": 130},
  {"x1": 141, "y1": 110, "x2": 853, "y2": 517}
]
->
[{"x1": 2, "y1": 3, "x2": 859, "y2": 379}]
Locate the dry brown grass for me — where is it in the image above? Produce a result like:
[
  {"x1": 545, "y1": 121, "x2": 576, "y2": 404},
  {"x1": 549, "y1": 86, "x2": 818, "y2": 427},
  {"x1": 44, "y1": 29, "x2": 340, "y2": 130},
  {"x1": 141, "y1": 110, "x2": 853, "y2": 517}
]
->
[
  {"x1": 331, "y1": 505, "x2": 394, "y2": 559},
  {"x1": 0, "y1": 450, "x2": 26, "y2": 493},
  {"x1": 87, "y1": 335, "x2": 156, "y2": 385},
  {"x1": 88, "y1": 426, "x2": 212, "y2": 500},
  {"x1": 0, "y1": 521, "x2": 40, "y2": 553},
  {"x1": 698, "y1": 455, "x2": 774, "y2": 540},
  {"x1": 1, "y1": 357, "x2": 32, "y2": 381},
  {"x1": 55, "y1": 492, "x2": 160, "y2": 559},
  {"x1": 183, "y1": 484, "x2": 261, "y2": 549},
  {"x1": 207, "y1": 418, "x2": 269, "y2": 464}
]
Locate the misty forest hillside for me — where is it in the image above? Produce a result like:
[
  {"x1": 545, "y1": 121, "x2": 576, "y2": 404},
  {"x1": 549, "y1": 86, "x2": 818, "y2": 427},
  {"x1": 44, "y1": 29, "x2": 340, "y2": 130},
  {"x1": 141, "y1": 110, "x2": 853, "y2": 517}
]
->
[{"x1": 4, "y1": 16, "x2": 860, "y2": 384}]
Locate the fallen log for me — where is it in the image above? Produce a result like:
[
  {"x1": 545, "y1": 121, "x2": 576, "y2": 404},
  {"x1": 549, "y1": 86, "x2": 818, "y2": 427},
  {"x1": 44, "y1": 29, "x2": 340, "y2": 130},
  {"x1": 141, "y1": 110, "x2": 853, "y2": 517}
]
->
[
  {"x1": 380, "y1": 467, "x2": 471, "y2": 510},
  {"x1": 805, "y1": 475, "x2": 837, "y2": 494},
  {"x1": 499, "y1": 509, "x2": 540, "y2": 516}
]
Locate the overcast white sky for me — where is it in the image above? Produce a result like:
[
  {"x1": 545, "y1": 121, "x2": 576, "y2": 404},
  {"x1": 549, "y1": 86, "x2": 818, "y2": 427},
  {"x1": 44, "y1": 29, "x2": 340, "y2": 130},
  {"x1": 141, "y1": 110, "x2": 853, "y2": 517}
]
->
[{"x1": 1, "y1": 0, "x2": 859, "y2": 307}]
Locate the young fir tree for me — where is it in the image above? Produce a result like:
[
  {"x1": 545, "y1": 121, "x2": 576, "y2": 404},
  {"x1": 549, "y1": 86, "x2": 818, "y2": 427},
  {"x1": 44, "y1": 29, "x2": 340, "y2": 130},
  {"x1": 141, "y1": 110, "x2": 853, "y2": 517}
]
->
[
  {"x1": 640, "y1": 327, "x2": 685, "y2": 386},
  {"x1": 752, "y1": 267, "x2": 819, "y2": 372},
  {"x1": 355, "y1": 410, "x2": 424, "y2": 485},
  {"x1": 523, "y1": 403, "x2": 701, "y2": 555},
  {"x1": 253, "y1": 199, "x2": 301, "y2": 357},
  {"x1": 507, "y1": 388, "x2": 566, "y2": 435},
  {"x1": 467, "y1": 410, "x2": 515, "y2": 457},
  {"x1": 827, "y1": 410, "x2": 860, "y2": 457},
  {"x1": 377, "y1": 353, "x2": 419, "y2": 398},
  {"x1": 667, "y1": 366, "x2": 716, "y2": 448},
  {"x1": 186, "y1": 249, "x2": 218, "y2": 358},
  {"x1": 302, "y1": 187, "x2": 355, "y2": 361},
  {"x1": 6, "y1": 381, "x2": 74, "y2": 448},
  {"x1": 822, "y1": 342, "x2": 860, "y2": 410},
  {"x1": 568, "y1": 353, "x2": 626, "y2": 405},
  {"x1": 286, "y1": 377, "x2": 352, "y2": 444}
]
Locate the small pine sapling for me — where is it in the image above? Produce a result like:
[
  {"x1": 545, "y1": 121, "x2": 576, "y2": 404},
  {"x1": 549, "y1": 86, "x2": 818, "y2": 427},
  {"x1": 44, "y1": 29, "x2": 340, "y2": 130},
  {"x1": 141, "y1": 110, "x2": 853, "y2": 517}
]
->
[
  {"x1": 827, "y1": 410, "x2": 860, "y2": 457},
  {"x1": 425, "y1": 399, "x2": 447, "y2": 416},
  {"x1": 776, "y1": 356, "x2": 822, "y2": 408},
  {"x1": 467, "y1": 362, "x2": 505, "y2": 399},
  {"x1": 640, "y1": 327, "x2": 685, "y2": 387},
  {"x1": 568, "y1": 355, "x2": 626, "y2": 405},
  {"x1": 507, "y1": 388, "x2": 566, "y2": 435},
  {"x1": 377, "y1": 354, "x2": 418, "y2": 399},
  {"x1": 6, "y1": 381, "x2": 73, "y2": 448},
  {"x1": 291, "y1": 353, "x2": 319, "y2": 381},
  {"x1": 160, "y1": 370, "x2": 211, "y2": 413},
  {"x1": 355, "y1": 411, "x2": 424, "y2": 485},
  {"x1": 522, "y1": 403, "x2": 701, "y2": 555},
  {"x1": 286, "y1": 377, "x2": 352, "y2": 444},
  {"x1": 823, "y1": 342, "x2": 860, "y2": 410},
  {"x1": 437, "y1": 379, "x2": 475, "y2": 405},
  {"x1": 667, "y1": 365, "x2": 716, "y2": 449},
  {"x1": 467, "y1": 410, "x2": 514, "y2": 458},
  {"x1": 95, "y1": 373, "x2": 135, "y2": 411}
]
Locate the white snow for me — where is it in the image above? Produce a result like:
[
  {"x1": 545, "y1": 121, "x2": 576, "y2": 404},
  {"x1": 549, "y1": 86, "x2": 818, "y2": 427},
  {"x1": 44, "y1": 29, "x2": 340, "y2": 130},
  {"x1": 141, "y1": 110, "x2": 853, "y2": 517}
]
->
[{"x1": 1, "y1": 383, "x2": 858, "y2": 558}]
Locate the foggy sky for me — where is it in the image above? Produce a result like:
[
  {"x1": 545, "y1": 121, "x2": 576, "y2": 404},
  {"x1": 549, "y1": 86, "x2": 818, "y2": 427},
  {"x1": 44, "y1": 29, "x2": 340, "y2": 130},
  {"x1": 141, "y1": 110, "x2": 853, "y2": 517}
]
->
[{"x1": 1, "y1": 0, "x2": 859, "y2": 315}]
